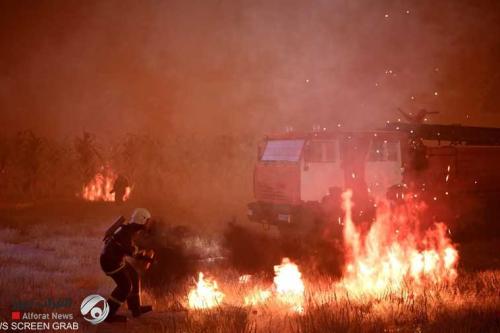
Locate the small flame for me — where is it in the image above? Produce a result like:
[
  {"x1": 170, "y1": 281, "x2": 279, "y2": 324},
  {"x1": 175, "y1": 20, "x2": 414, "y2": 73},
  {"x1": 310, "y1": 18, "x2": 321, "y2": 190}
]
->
[
  {"x1": 239, "y1": 274, "x2": 252, "y2": 284},
  {"x1": 242, "y1": 258, "x2": 305, "y2": 312},
  {"x1": 274, "y1": 257, "x2": 305, "y2": 313},
  {"x1": 244, "y1": 289, "x2": 272, "y2": 306},
  {"x1": 82, "y1": 173, "x2": 114, "y2": 201},
  {"x1": 123, "y1": 186, "x2": 132, "y2": 201},
  {"x1": 188, "y1": 272, "x2": 224, "y2": 309},
  {"x1": 81, "y1": 167, "x2": 131, "y2": 202}
]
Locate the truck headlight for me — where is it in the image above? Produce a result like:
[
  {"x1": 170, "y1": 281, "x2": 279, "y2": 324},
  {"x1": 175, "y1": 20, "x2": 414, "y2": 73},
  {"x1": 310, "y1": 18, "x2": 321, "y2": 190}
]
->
[{"x1": 278, "y1": 214, "x2": 291, "y2": 223}]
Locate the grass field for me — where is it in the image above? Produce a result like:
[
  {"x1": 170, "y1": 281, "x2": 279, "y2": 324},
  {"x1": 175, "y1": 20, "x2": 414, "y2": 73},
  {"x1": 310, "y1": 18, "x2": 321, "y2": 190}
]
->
[{"x1": 0, "y1": 202, "x2": 498, "y2": 333}]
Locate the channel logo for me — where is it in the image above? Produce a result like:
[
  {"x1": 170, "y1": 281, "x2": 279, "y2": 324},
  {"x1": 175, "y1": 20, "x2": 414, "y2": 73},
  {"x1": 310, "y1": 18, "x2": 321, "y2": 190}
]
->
[
  {"x1": 80, "y1": 295, "x2": 109, "y2": 325},
  {"x1": 11, "y1": 312, "x2": 21, "y2": 320}
]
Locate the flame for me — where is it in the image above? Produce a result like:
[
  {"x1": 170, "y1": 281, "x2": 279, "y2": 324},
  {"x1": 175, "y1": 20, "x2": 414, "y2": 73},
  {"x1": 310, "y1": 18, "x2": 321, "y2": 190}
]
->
[
  {"x1": 274, "y1": 257, "x2": 305, "y2": 313},
  {"x1": 244, "y1": 289, "x2": 272, "y2": 306},
  {"x1": 81, "y1": 168, "x2": 131, "y2": 202},
  {"x1": 188, "y1": 272, "x2": 224, "y2": 309},
  {"x1": 337, "y1": 190, "x2": 459, "y2": 297},
  {"x1": 123, "y1": 186, "x2": 132, "y2": 201},
  {"x1": 82, "y1": 172, "x2": 114, "y2": 201},
  {"x1": 242, "y1": 258, "x2": 305, "y2": 312}
]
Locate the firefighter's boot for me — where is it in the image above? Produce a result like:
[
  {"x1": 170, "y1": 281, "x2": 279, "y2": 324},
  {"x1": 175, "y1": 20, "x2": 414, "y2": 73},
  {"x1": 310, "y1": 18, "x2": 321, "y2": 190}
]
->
[
  {"x1": 105, "y1": 298, "x2": 127, "y2": 323},
  {"x1": 127, "y1": 294, "x2": 152, "y2": 317}
]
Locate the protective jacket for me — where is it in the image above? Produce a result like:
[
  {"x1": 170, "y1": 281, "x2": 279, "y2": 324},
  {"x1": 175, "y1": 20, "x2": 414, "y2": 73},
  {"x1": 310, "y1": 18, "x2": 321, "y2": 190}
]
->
[{"x1": 100, "y1": 223, "x2": 144, "y2": 275}]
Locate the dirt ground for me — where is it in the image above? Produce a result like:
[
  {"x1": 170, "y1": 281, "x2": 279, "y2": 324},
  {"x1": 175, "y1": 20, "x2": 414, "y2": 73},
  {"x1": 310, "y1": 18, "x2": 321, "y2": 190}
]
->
[{"x1": 0, "y1": 201, "x2": 498, "y2": 333}]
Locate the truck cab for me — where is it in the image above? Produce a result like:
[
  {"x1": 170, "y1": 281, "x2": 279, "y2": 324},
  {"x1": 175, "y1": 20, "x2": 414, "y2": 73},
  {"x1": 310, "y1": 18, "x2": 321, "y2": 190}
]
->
[
  {"x1": 249, "y1": 122, "x2": 500, "y2": 240},
  {"x1": 247, "y1": 130, "x2": 405, "y2": 230}
]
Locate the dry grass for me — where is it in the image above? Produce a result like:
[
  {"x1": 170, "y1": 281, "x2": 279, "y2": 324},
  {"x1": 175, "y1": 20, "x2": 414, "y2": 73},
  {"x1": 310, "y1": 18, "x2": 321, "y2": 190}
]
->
[{"x1": 0, "y1": 206, "x2": 498, "y2": 333}]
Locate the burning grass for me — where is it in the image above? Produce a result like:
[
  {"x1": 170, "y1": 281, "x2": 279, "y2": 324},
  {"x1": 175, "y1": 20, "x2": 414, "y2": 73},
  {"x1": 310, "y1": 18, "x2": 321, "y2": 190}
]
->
[
  {"x1": 143, "y1": 268, "x2": 499, "y2": 333},
  {"x1": 338, "y1": 190, "x2": 459, "y2": 298},
  {"x1": 0, "y1": 204, "x2": 498, "y2": 332},
  {"x1": 81, "y1": 166, "x2": 132, "y2": 202}
]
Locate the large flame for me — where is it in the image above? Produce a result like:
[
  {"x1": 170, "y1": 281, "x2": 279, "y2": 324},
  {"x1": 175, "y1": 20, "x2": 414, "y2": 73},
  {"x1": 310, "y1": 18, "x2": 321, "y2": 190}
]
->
[
  {"x1": 188, "y1": 272, "x2": 224, "y2": 309},
  {"x1": 81, "y1": 168, "x2": 131, "y2": 202},
  {"x1": 337, "y1": 190, "x2": 459, "y2": 297}
]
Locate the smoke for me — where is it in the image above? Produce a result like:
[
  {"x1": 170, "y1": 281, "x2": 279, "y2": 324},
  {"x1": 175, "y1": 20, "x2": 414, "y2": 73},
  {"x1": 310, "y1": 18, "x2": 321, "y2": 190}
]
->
[
  {"x1": 1, "y1": 0, "x2": 499, "y2": 136},
  {"x1": 139, "y1": 218, "x2": 345, "y2": 295},
  {"x1": 222, "y1": 222, "x2": 344, "y2": 277},
  {"x1": 138, "y1": 222, "x2": 203, "y2": 295},
  {"x1": 223, "y1": 222, "x2": 284, "y2": 274},
  {"x1": 0, "y1": 0, "x2": 499, "y2": 224}
]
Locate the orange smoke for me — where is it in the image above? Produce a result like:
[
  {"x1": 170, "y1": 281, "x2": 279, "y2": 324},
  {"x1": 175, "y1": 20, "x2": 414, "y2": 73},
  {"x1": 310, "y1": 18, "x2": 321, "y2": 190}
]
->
[
  {"x1": 188, "y1": 272, "x2": 224, "y2": 309},
  {"x1": 337, "y1": 190, "x2": 459, "y2": 297}
]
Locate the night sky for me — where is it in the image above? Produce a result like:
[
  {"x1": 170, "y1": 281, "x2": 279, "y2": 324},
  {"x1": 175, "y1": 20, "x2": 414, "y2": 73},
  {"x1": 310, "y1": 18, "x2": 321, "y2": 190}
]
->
[{"x1": 0, "y1": 0, "x2": 499, "y2": 139}]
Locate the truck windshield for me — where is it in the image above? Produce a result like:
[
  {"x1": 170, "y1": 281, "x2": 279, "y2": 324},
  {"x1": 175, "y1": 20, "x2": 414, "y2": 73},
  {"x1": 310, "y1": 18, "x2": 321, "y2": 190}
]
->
[{"x1": 261, "y1": 139, "x2": 304, "y2": 162}]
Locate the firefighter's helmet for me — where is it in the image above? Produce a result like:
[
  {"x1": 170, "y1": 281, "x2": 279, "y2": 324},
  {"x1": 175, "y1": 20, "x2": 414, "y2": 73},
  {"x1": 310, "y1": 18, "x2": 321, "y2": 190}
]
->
[{"x1": 130, "y1": 208, "x2": 151, "y2": 224}]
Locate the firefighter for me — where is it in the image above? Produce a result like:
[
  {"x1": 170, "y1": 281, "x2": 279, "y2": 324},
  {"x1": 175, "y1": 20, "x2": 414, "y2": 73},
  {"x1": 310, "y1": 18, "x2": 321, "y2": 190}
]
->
[
  {"x1": 321, "y1": 186, "x2": 343, "y2": 236},
  {"x1": 100, "y1": 208, "x2": 154, "y2": 322},
  {"x1": 321, "y1": 187, "x2": 342, "y2": 216},
  {"x1": 110, "y1": 174, "x2": 129, "y2": 204}
]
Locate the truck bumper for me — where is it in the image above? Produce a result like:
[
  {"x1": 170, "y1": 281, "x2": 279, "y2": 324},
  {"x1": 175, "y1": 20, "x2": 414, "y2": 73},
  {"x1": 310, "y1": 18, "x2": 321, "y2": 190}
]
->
[{"x1": 247, "y1": 201, "x2": 296, "y2": 225}]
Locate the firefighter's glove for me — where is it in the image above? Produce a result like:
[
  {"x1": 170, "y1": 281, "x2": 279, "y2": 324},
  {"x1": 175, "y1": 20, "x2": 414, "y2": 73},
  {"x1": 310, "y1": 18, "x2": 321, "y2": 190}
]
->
[{"x1": 135, "y1": 249, "x2": 155, "y2": 262}]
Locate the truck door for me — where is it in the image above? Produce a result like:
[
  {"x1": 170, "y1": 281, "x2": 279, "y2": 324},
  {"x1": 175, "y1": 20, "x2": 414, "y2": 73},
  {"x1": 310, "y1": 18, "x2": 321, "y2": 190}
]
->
[
  {"x1": 300, "y1": 140, "x2": 342, "y2": 202},
  {"x1": 340, "y1": 135, "x2": 370, "y2": 200},
  {"x1": 364, "y1": 136, "x2": 403, "y2": 199},
  {"x1": 254, "y1": 139, "x2": 304, "y2": 205}
]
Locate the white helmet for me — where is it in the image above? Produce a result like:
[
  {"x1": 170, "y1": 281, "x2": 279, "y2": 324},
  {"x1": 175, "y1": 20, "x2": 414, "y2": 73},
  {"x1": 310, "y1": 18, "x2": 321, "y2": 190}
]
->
[{"x1": 130, "y1": 208, "x2": 151, "y2": 224}]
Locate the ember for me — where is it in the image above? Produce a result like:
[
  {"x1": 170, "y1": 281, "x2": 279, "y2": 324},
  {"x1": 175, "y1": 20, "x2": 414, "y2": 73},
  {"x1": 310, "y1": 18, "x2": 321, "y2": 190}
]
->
[{"x1": 337, "y1": 190, "x2": 459, "y2": 297}]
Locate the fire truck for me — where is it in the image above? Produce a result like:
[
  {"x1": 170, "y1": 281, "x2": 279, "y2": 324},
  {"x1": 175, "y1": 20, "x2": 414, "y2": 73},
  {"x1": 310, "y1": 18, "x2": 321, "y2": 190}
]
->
[{"x1": 247, "y1": 123, "x2": 500, "y2": 238}]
